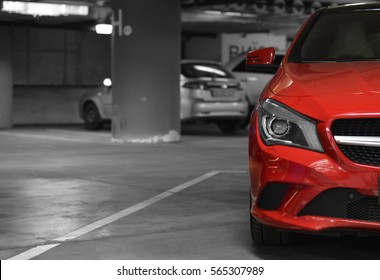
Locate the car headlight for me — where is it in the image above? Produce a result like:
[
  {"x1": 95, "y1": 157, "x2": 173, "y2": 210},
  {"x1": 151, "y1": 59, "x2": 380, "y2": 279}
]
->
[{"x1": 258, "y1": 99, "x2": 323, "y2": 152}]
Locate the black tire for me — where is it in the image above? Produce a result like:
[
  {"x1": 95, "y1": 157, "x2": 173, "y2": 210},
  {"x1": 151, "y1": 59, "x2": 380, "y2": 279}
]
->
[
  {"x1": 83, "y1": 102, "x2": 103, "y2": 130},
  {"x1": 249, "y1": 194, "x2": 293, "y2": 245},
  {"x1": 250, "y1": 214, "x2": 294, "y2": 245},
  {"x1": 217, "y1": 120, "x2": 242, "y2": 134}
]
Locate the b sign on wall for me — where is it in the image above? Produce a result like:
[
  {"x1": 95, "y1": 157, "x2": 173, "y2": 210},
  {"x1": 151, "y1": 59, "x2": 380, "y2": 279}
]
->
[{"x1": 221, "y1": 33, "x2": 287, "y2": 64}]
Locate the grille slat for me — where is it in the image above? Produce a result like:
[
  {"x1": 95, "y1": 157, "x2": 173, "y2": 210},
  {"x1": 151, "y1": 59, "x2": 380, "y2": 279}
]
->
[
  {"x1": 332, "y1": 119, "x2": 380, "y2": 136},
  {"x1": 338, "y1": 145, "x2": 380, "y2": 166},
  {"x1": 332, "y1": 119, "x2": 380, "y2": 166}
]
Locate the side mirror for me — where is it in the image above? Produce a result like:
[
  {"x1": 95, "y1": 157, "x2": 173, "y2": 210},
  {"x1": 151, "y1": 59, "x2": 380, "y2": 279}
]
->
[{"x1": 246, "y1": 47, "x2": 276, "y2": 70}]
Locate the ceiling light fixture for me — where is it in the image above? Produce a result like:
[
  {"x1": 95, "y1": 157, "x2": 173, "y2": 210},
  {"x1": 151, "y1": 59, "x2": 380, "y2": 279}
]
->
[
  {"x1": 223, "y1": 12, "x2": 242, "y2": 16},
  {"x1": 204, "y1": 10, "x2": 223, "y2": 15},
  {"x1": 1, "y1": 1, "x2": 89, "y2": 17},
  {"x1": 95, "y1": 23, "x2": 113, "y2": 35}
]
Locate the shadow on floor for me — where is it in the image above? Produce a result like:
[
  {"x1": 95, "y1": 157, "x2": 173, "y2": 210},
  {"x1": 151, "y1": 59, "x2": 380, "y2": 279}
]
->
[{"x1": 251, "y1": 234, "x2": 380, "y2": 260}]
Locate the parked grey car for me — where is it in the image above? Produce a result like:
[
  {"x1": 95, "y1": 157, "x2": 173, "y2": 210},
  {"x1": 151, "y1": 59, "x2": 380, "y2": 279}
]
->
[{"x1": 79, "y1": 60, "x2": 248, "y2": 134}]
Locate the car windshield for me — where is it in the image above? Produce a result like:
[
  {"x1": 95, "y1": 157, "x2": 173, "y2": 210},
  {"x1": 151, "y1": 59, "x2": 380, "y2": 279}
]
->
[
  {"x1": 299, "y1": 10, "x2": 380, "y2": 62},
  {"x1": 181, "y1": 62, "x2": 234, "y2": 78}
]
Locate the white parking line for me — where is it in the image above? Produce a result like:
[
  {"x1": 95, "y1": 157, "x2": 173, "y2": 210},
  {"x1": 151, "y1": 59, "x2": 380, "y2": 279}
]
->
[
  {"x1": 0, "y1": 131, "x2": 108, "y2": 144},
  {"x1": 8, "y1": 170, "x2": 246, "y2": 260},
  {"x1": 8, "y1": 244, "x2": 61, "y2": 260}
]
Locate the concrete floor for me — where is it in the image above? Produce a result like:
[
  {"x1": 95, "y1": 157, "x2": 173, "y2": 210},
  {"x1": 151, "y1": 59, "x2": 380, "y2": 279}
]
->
[{"x1": 1, "y1": 124, "x2": 380, "y2": 260}]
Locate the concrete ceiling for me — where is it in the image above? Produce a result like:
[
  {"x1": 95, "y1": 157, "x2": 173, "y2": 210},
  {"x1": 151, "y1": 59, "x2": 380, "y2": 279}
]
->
[{"x1": 0, "y1": 0, "x2": 375, "y2": 36}]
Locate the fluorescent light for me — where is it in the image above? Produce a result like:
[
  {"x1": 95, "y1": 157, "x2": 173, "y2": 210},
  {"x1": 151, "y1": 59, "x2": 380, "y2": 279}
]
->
[
  {"x1": 2, "y1": 1, "x2": 89, "y2": 17},
  {"x1": 204, "y1": 10, "x2": 223, "y2": 15},
  {"x1": 95, "y1": 24, "x2": 113, "y2": 35},
  {"x1": 103, "y1": 78, "x2": 112, "y2": 87},
  {"x1": 241, "y1": 13, "x2": 257, "y2": 18},
  {"x1": 223, "y1": 12, "x2": 242, "y2": 16}
]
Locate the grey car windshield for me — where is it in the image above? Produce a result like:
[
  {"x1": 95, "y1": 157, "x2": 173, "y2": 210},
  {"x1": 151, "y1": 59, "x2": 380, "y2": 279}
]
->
[
  {"x1": 182, "y1": 63, "x2": 234, "y2": 78},
  {"x1": 299, "y1": 11, "x2": 380, "y2": 62}
]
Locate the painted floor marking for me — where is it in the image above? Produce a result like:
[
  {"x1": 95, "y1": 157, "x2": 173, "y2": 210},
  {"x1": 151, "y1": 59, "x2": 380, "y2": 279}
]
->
[
  {"x1": 8, "y1": 244, "x2": 61, "y2": 261},
  {"x1": 0, "y1": 131, "x2": 108, "y2": 144},
  {"x1": 7, "y1": 170, "x2": 246, "y2": 260}
]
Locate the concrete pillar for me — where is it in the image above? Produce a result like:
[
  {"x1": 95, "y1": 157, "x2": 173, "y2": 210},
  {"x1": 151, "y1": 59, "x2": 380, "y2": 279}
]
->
[
  {"x1": 0, "y1": 26, "x2": 13, "y2": 129},
  {"x1": 111, "y1": 0, "x2": 181, "y2": 143}
]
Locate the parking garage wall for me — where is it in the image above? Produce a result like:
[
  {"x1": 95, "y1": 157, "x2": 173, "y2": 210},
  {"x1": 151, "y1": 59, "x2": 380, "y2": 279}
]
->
[
  {"x1": 12, "y1": 26, "x2": 111, "y2": 125},
  {"x1": 183, "y1": 36, "x2": 221, "y2": 61}
]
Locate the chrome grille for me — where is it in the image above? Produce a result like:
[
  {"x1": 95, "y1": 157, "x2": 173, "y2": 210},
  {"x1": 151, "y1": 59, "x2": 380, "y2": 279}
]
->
[
  {"x1": 332, "y1": 119, "x2": 380, "y2": 136},
  {"x1": 332, "y1": 118, "x2": 380, "y2": 167}
]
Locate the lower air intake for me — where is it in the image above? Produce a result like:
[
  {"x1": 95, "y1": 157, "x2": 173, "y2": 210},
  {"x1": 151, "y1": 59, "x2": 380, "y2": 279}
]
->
[{"x1": 298, "y1": 188, "x2": 380, "y2": 222}]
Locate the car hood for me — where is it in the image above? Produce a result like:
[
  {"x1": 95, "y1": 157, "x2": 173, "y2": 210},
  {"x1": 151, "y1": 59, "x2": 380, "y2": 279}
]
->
[{"x1": 269, "y1": 62, "x2": 380, "y2": 120}]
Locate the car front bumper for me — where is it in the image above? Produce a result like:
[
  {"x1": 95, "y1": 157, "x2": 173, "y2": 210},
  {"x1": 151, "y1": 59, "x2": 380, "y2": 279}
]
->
[{"x1": 249, "y1": 112, "x2": 380, "y2": 234}]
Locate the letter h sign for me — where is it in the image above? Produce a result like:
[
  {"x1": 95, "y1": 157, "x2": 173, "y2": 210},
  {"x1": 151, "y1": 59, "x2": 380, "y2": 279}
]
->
[{"x1": 112, "y1": 9, "x2": 133, "y2": 37}]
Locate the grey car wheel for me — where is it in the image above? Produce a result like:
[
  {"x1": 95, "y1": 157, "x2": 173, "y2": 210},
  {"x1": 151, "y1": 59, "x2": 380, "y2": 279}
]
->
[{"x1": 83, "y1": 102, "x2": 103, "y2": 130}]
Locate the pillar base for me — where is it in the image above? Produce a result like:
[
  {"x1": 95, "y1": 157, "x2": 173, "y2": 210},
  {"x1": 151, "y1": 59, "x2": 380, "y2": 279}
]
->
[{"x1": 111, "y1": 129, "x2": 180, "y2": 144}]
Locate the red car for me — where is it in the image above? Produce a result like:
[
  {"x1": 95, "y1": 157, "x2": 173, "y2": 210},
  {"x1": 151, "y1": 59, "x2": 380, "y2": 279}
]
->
[{"x1": 248, "y1": 3, "x2": 380, "y2": 244}]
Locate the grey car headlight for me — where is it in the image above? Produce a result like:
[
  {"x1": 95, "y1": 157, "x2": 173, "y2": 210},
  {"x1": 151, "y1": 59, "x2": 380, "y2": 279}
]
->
[{"x1": 258, "y1": 99, "x2": 324, "y2": 152}]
